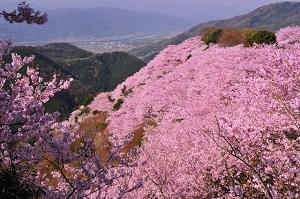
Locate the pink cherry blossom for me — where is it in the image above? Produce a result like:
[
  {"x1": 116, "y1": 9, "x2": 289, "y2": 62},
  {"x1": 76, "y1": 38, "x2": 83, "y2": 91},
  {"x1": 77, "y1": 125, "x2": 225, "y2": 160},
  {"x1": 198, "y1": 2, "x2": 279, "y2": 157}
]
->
[
  {"x1": 91, "y1": 26, "x2": 300, "y2": 198},
  {"x1": 0, "y1": 41, "x2": 139, "y2": 198},
  {"x1": 277, "y1": 26, "x2": 300, "y2": 45}
]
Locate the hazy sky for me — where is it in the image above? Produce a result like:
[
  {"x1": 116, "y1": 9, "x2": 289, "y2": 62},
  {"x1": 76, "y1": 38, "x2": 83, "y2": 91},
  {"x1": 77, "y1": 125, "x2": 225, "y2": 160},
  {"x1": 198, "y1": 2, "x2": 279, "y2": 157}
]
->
[{"x1": 3, "y1": 0, "x2": 300, "y2": 22}]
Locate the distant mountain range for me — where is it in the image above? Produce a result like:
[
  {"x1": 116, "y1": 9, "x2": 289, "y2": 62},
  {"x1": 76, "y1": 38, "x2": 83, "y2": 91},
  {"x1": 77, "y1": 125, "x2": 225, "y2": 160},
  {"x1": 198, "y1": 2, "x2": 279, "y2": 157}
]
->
[
  {"x1": 130, "y1": 1, "x2": 300, "y2": 62},
  {"x1": 0, "y1": 6, "x2": 194, "y2": 42},
  {"x1": 9, "y1": 43, "x2": 145, "y2": 118}
]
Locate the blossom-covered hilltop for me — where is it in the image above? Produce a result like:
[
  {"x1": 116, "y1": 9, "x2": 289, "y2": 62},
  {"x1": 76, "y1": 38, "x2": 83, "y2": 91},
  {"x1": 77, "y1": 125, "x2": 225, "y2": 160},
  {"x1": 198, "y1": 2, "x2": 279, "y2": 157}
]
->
[{"x1": 88, "y1": 27, "x2": 300, "y2": 198}]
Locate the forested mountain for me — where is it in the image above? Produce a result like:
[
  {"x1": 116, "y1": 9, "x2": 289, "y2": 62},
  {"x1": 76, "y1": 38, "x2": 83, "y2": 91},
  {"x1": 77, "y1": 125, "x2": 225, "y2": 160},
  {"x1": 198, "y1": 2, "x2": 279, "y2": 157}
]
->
[
  {"x1": 130, "y1": 1, "x2": 300, "y2": 62},
  {"x1": 10, "y1": 43, "x2": 145, "y2": 118}
]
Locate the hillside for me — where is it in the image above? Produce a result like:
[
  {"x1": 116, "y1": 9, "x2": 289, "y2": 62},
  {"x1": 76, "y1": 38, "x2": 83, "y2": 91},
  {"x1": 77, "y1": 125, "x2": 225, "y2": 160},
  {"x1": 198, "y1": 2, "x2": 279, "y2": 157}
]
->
[
  {"x1": 81, "y1": 26, "x2": 300, "y2": 198},
  {"x1": 9, "y1": 46, "x2": 73, "y2": 80},
  {"x1": 12, "y1": 43, "x2": 145, "y2": 118},
  {"x1": 35, "y1": 43, "x2": 94, "y2": 61},
  {"x1": 0, "y1": 6, "x2": 193, "y2": 42},
  {"x1": 130, "y1": 1, "x2": 300, "y2": 62}
]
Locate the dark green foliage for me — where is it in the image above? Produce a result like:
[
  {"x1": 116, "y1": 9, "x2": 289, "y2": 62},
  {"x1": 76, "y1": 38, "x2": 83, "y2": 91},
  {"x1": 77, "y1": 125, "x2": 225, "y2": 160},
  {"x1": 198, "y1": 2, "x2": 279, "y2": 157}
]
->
[
  {"x1": 81, "y1": 96, "x2": 94, "y2": 106},
  {"x1": 0, "y1": 169, "x2": 43, "y2": 199},
  {"x1": 13, "y1": 44, "x2": 145, "y2": 119},
  {"x1": 244, "y1": 31, "x2": 277, "y2": 47},
  {"x1": 35, "y1": 43, "x2": 93, "y2": 62},
  {"x1": 45, "y1": 91, "x2": 77, "y2": 118},
  {"x1": 203, "y1": 29, "x2": 223, "y2": 45},
  {"x1": 113, "y1": 99, "x2": 124, "y2": 111},
  {"x1": 201, "y1": 28, "x2": 276, "y2": 48}
]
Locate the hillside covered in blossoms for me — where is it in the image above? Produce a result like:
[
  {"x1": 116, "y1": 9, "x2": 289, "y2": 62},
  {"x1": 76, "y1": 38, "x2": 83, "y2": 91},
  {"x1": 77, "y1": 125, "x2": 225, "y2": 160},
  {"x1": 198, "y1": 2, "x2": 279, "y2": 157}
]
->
[
  {"x1": 3, "y1": 2, "x2": 300, "y2": 198},
  {"x1": 82, "y1": 26, "x2": 300, "y2": 198}
]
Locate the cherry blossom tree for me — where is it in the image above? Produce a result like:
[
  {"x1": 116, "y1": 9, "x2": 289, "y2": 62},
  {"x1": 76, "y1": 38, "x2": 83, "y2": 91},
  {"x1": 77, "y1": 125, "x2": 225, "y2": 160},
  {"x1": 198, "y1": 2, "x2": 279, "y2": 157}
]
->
[
  {"x1": 2, "y1": 2, "x2": 300, "y2": 196},
  {"x1": 0, "y1": 1, "x2": 47, "y2": 24},
  {"x1": 0, "y1": 3, "x2": 140, "y2": 198},
  {"x1": 276, "y1": 26, "x2": 300, "y2": 45},
  {"x1": 89, "y1": 26, "x2": 300, "y2": 198},
  {"x1": 0, "y1": 34, "x2": 142, "y2": 199}
]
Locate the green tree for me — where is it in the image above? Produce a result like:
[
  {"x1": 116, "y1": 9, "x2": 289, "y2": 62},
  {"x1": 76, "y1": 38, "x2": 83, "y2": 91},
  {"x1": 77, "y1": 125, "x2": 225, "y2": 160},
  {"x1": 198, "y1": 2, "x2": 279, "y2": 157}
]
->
[{"x1": 245, "y1": 31, "x2": 276, "y2": 47}]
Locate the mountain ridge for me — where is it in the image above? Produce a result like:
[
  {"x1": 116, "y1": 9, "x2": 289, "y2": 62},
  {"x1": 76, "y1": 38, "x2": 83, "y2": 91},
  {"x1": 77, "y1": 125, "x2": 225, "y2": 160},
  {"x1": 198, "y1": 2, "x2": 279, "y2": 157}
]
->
[
  {"x1": 11, "y1": 43, "x2": 146, "y2": 118},
  {"x1": 130, "y1": 1, "x2": 300, "y2": 62},
  {"x1": 0, "y1": 6, "x2": 194, "y2": 42}
]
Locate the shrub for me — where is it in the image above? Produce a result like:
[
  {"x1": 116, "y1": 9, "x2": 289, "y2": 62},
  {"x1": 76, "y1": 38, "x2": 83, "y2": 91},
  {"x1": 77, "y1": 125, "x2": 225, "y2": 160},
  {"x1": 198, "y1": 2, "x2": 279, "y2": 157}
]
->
[
  {"x1": 96, "y1": 121, "x2": 108, "y2": 131},
  {"x1": 121, "y1": 85, "x2": 133, "y2": 96},
  {"x1": 218, "y1": 28, "x2": 245, "y2": 47},
  {"x1": 81, "y1": 95, "x2": 94, "y2": 106},
  {"x1": 239, "y1": 28, "x2": 257, "y2": 38},
  {"x1": 218, "y1": 28, "x2": 257, "y2": 47},
  {"x1": 113, "y1": 99, "x2": 124, "y2": 111},
  {"x1": 245, "y1": 30, "x2": 276, "y2": 47},
  {"x1": 81, "y1": 106, "x2": 91, "y2": 114},
  {"x1": 201, "y1": 27, "x2": 259, "y2": 47},
  {"x1": 201, "y1": 28, "x2": 223, "y2": 45}
]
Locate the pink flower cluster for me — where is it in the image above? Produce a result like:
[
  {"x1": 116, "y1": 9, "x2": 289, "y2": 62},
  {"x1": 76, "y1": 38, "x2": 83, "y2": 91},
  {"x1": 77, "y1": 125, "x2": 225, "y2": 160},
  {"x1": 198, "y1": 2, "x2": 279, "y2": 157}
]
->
[
  {"x1": 0, "y1": 41, "x2": 139, "y2": 198},
  {"x1": 91, "y1": 26, "x2": 300, "y2": 198},
  {"x1": 276, "y1": 26, "x2": 300, "y2": 45}
]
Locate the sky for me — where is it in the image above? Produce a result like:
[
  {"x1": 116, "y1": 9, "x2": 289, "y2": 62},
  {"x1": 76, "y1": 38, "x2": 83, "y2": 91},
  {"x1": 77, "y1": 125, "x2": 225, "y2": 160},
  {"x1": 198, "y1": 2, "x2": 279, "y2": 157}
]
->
[{"x1": 2, "y1": 0, "x2": 300, "y2": 22}]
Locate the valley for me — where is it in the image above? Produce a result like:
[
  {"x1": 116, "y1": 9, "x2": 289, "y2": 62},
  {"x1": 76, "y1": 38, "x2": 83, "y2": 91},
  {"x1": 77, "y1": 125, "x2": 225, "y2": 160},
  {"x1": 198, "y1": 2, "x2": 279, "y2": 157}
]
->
[
  {"x1": 17, "y1": 32, "x2": 179, "y2": 54},
  {"x1": 9, "y1": 43, "x2": 146, "y2": 119},
  {"x1": 2, "y1": 1, "x2": 300, "y2": 198}
]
